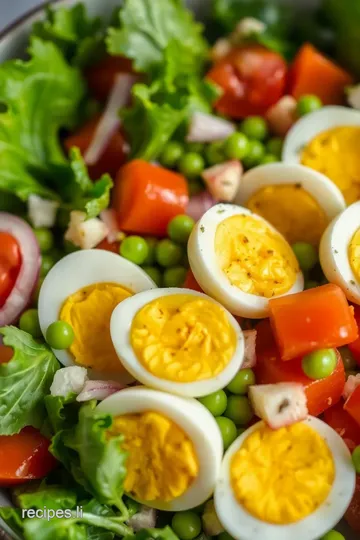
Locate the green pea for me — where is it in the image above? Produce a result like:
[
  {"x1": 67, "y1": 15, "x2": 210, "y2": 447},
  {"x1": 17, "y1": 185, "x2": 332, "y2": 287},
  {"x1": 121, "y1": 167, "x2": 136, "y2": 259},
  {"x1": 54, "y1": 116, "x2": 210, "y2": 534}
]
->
[
  {"x1": 19, "y1": 309, "x2": 42, "y2": 338},
  {"x1": 33, "y1": 228, "x2": 54, "y2": 253},
  {"x1": 266, "y1": 137, "x2": 283, "y2": 158},
  {"x1": 352, "y1": 445, "x2": 360, "y2": 474},
  {"x1": 304, "y1": 279, "x2": 319, "y2": 290},
  {"x1": 46, "y1": 321, "x2": 75, "y2": 350},
  {"x1": 171, "y1": 511, "x2": 202, "y2": 540},
  {"x1": 260, "y1": 154, "x2": 278, "y2": 165},
  {"x1": 179, "y1": 153, "x2": 205, "y2": 179},
  {"x1": 224, "y1": 132, "x2": 250, "y2": 160},
  {"x1": 215, "y1": 416, "x2": 238, "y2": 450},
  {"x1": 205, "y1": 142, "x2": 226, "y2": 166},
  {"x1": 297, "y1": 95, "x2": 322, "y2": 117},
  {"x1": 186, "y1": 142, "x2": 205, "y2": 154},
  {"x1": 142, "y1": 266, "x2": 162, "y2": 287},
  {"x1": 339, "y1": 347, "x2": 357, "y2": 371},
  {"x1": 319, "y1": 531, "x2": 345, "y2": 540},
  {"x1": 156, "y1": 239, "x2": 183, "y2": 268},
  {"x1": 242, "y1": 140, "x2": 266, "y2": 169},
  {"x1": 40, "y1": 254, "x2": 56, "y2": 277},
  {"x1": 224, "y1": 395, "x2": 253, "y2": 426},
  {"x1": 143, "y1": 237, "x2": 158, "y2": 265},
  {"x1": 218, "y1": 532, "x2": 234, "y2": 540},
  {"x1": 198, "y1": 390, "x2": 228, "y2": 416},
  {"x1": 226, "y1": 369, "x2": 256, "y2": 395},
  {"x1": 120, "y1": 236, "x2": 149, "y2": 265},
  {"x1": 291, "y1": 242, "x2": 318, "y2": 272},
  {"x1": 160, "y1": 141, "x2": 184, "y2": 169},
  {"x1": 240, "y1": 116, "x2": 268, "y2": 141},
  {"x1": 302, "y1": 349, "x2": 337, "y2": 380},
  {"x1": 168, "y1": 215, "x2": 195, "y2": 244},
  {"x1": 163, "y1": 266, "x2": 187, "y2": 288}
]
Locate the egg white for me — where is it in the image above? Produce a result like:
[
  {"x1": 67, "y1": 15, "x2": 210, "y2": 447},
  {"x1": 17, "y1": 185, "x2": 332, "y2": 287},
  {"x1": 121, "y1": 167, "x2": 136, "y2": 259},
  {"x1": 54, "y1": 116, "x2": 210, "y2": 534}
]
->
[
  {"x1": 110, "y1": 287, "x2": 244, "y2": 397},
  {"x1": 187, "y1": 204, "x2": 304, "y2": 318},
  {"x1": 96, "y1": 386, "x2": 223, "y2": 511},
  {"x1": 38, "y1": 249, "x2": 156, "y2": 382},
  {"x1": 282, "y1": 106, "x2": 360, "y2": 164},
  {"x1": 214, "y1": 417, "x2": 356, "y2": 540},
  {"x1": 234, "y1": 163, "x2": 346, "y2": 222},
  {"x1": 320, "y1": 201, "x2": 360, "y2": 304}
]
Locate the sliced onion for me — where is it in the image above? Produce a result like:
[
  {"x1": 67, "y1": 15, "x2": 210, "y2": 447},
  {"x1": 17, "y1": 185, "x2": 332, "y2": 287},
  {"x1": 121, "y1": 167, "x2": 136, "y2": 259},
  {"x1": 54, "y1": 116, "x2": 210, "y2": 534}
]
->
[
  {"x1": 100, "y1": 209, "x2": 124, "y2": 244},
  {"x1": 242, "y1": 329, "x2": 257, "y2": 369},
  {"x1": 186, "y1": 112, "x2": 235, "y2": 143},
  {"x1": 127, "y1": 506, "x2": 157, "y2": 531},
  {"x1": 343, "y1": 373, "x2": 360, "y2": 400},
  {"x1": 84, "y1": 73, "x2": 138, "y2": 166},
  {"x1": 187, "y1": 191, "x2": 215, "y2": 221},
  {"x1": 76, "y1": 380, "x2": 125, "y2": 402},
  {"x1": 0, "y1": 213, "x2": 40, "y2": 326}
]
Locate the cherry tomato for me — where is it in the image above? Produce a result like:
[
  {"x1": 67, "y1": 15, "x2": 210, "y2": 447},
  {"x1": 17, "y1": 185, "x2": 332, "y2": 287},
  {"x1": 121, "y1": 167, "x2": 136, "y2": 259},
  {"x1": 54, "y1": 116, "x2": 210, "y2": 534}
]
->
[
  {"x1": 323, "y1": 400, "x2": 360, "y2": 452},
  {"x1": 0, "y1": 345, "x2": 14, "y2": 364},
  {"x1": 207, "y1": 45, "x2": 288, "y2": 119},
  {"x1": 85, "y1": 55, "x2": 135, "y2": 102},
  {"x1": 348, "y1": 305, "x2": 360, "y2": 367},
  {"x1": 0, "y1": 232, "x2": 22, "y2": 307}
]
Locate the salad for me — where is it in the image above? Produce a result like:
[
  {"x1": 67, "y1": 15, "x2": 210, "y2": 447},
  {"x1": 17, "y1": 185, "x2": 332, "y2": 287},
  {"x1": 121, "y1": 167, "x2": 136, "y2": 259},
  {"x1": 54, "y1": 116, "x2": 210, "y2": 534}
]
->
[{"x1": 0, "y1": 0, "x2": 360, "y2": 539}]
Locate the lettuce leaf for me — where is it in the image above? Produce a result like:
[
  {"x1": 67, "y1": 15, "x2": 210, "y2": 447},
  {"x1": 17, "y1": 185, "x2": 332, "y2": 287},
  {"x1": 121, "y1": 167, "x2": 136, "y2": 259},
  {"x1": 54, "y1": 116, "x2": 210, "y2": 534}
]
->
[{"x1": 0, "y1": 327, "x2": 59, "y2": 435}]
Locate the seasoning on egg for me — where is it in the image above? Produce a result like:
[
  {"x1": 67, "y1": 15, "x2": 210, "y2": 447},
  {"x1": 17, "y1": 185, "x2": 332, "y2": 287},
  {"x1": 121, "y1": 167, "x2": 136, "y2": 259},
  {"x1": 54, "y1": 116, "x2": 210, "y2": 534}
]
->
[
  {"x1": 60, "y1": 282, "x2": 132, "y2": 372},
  {"x1": 230, "y1": 423, "x2": 335, "y2": 525},
  {"x1": 130, "y1": 294, "x2": 237, "y2": 382},
  {"x1": 215, "y1": 214, "x2": 299, "y2": 297},
  {"x1": 247, "y1": 184, "x2": 328, "y2": 245},
  {"x1": 301, "y1": 126, "x2": 360, "y2": 204},
  {"x1": 109, "y1": 411, "x2": 199, "y2": 502},
  {"x1": 348, "y1": 226, "x2": 360, "y2": 282}
]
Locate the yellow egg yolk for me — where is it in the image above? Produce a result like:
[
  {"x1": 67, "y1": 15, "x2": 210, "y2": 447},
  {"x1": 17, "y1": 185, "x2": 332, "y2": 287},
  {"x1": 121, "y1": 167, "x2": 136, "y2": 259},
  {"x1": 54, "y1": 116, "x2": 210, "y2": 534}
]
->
[
  {"x1": 230, "y1": 423, "x2": 335, "y2": 525},
  {"x1": 349, "y1": 227, "x2": 360, "y2": 283},
  {"x1": 247, "y1": 184, "x2": 328, "y2": 245},
  {"x1": 215, "y1": 215, "x2": 299, "y2": 297},
  {"x1": 130, "y1": 294, "x2": 236, "y2": 382},
  {"x1": 109, "y1": 411, "x2": 199, "y2": 502},
  {"x1": 60, "y1": 282, "x2": 132, "y2": 372},
  {"x1": 301, "y1": 126, "x2": 360, "y2": 204}
]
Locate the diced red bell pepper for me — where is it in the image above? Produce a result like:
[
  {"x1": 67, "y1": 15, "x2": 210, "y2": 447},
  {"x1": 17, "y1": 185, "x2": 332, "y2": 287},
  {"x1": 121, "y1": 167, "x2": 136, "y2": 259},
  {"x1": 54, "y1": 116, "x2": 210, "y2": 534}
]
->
[
  {"x1": 254, "y1": 319, "x2": 345, "y2": 417},
  {"x1": 348, "y1": 305, "x2": 360, "y2": 367},
  {"x1": 85, "y1": 55, "x2": 135, "y2": 102},
  {"x1": 269, "y1": 284, "x2": 358, "y2": 361},
  {"x1": 344, "y1": 386, "x2": 360, "y2": 427},
  {"x1": 323, "y1": 400, "x2": 360, "y2": 452}
]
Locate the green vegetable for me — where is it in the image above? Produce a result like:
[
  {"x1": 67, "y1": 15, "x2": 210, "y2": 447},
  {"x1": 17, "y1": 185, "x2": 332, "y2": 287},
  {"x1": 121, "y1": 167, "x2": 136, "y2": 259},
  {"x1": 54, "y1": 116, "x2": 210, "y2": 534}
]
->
[
  {"x1": 291, "y1": 242, "x2": 318, "y2": 272},
  {"x1": 168, "y1": 215, "x2": 195, "y2": 244},
  {"x1": 0, "y1": 508, "x2": 24, "y2": 537},
  {"x1": 266, "y1": 137, "x2": 283, "y2": 157},
  {"x1": 142, "y1": 266, "x2": 163, "y2": 287},
  {"x1": 198, "y1": 390, "x2": 228, "y2": 417},
  {"x1": 240, "y1": 117, "x2": 268, "y2": 141},
  {"x1": 40, "y1": 254, "x2": 56, "y2": 277},
  {"x1": 107, "y1": 0, "x2": 208, "y2": 75},
  {"x1": 339, "y1": 347, "x2": 357, "y2": 372},
  {"x1": 126, "y1": 526, "x2": 180, "y2": 540},
  {"x1": 242, "y1": 140, "x2": 266, "y2": 169},
  {"x1": 186, "y1": 143, "x2": 205, "y2": 154},
  {"x1": 0, "y1": 327, "x2": 59, "y2": 435},
  {"x1": 171, "y1": 511, "x2": 202, "y2": 540},
  {"x1": 179, "y1": 153, "x2": 205, "y2": 179},
  {"x1": 260, "y1": 154, "x2": 278, "y2": 164},
  {"x1": 16, "y1": 485, "x2": 77, "y2": 511},
  {"x1": 34, "y1": 228, "x2": 54, "y2": 253},
  {"x1": 226, "y1": 369, "x2": 256, "y2": 395},
  {"x1": 156, "y1": 239, "x2": 183, "y2": 268},
  {"x1": 120, "y1": 236, "x2": 150, "y2": 265},
  {"x1": 143, "y1": 237, "x2": 158, "y2": 266},
  {"x1": 224, "y1": 395, "x2": 253, "y2": 426},
  {"x1": 160, "y1": 141, "x2": 185, "y2": 169},
  {"x1": 163, "y1": 267, "x2": 188, "y2": 288},
  {"x1": 19, "y1": 309, "x2": 42, "y2": 338},
  {"x1": 224, "y1": 133, "x2": 250, "y2": 160},
  {"x1": 218, "y1": 533, "x2": 234, "y2": 540},
  {"x1": 320, "y1": 532, "x2": 345, "y2": 540},
  {"x1": 46, "y1": 321, "x2": 75, "y2": 350},
  {"x1": 215, "y1": 416, "x2": 237, "y2": 450},
  {"x1": 45, "y1": 393, "x2": 79, "y2": 433},
  {"x1": 352, "y1": 445, "x2": 360, "y2": 474},
  {"x1": 205, "y1": 142, "x2": 225, "y2": 166},
  {"x1": 296, "y1": 95, "x2": 322, "y2": 117},
  {"x1": 302, "y1": 349, "x2": 337, "y2": 380}
]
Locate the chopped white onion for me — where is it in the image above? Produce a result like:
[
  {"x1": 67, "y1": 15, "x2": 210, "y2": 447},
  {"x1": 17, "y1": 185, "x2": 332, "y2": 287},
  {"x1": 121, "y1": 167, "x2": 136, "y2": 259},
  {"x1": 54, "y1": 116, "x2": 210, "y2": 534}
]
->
[
  {"x1": 202, "y1": 160, "x2": 242, "y2": 202},
  {"x1": 187, "y1": 191, "x2": 215, "y2": 221},
  {"x1": 127, "y1": 506, "x2": 157, "y2": 531},
  {"x1": 343, "y1": 373, "x2": 360, "y2": 400},
  {"x1": 76, "y1": 380, "x2": 125, "y2": 402},
  {"x1": 65, "y1": 211, "x2": 108, "y2": 250},
  {"x1": 242, "y1": 329, "x2": 257, "y2": 369},
  {"x1": 28, "y1": 195, "x2": 59, "y2": 228},
  {"x1": 100, "y1": 209, "x2": 125, "y2": 244},
  {"x1": 186, "y1": 112, "x2": 235, "y2": 143},
  {"x1": 50, "y1": 366, "x2": 88, "y2": 397}
]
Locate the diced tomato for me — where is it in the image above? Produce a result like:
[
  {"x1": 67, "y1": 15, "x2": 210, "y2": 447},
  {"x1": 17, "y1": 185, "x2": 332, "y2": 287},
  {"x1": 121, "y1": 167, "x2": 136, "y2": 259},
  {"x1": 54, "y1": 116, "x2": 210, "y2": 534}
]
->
[
  {"x1": 254, "y1": 319, "x2": 345, "y2": 417},
  {"x1": 183, "y1": 269, "x2": 203, "y2": 292},
  {"x1": 64, "y1": 115, "x2": 128, "y2": 180},
  {"x1": 345, "y1": 475, "x2": 360, "y2": 533},
  {"x1": 113, "y1": 160, "x2": 189, "y2": 237},
  {"x1": 269, "y1": 284, "x2": 358, "y2": 361},
  {"x1": 0, "y1": 427, "x2": 57, "y2": 486},
  {"x1": 85, "y1": 55, "x2": 134, "y2": 102},
  {"x1": 348, "y1": 305, "x2": 360, "y2": 367},
  {"x1": 0, "y1": 232, "x2": 22, "y2": 307},
  {"x1": 344, "y1": 386, "x2": 360, "y2": 427},
  {"x1": 207, "y1": 45, "x2": 288, "y2": 118},
  {"x1": 96, "y1": 238, "x2": 120, "y2": 254},
  {"x1": 0, "y1": 345, "x2": 14, "y2": 364},
  {"x1": 324, "y1": 400, "x2": 360, "y2": 452}
]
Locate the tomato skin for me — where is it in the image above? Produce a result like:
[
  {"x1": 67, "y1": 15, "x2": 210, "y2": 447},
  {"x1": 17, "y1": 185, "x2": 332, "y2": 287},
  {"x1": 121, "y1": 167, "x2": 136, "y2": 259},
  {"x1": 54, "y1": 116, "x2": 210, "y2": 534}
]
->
[
  {"x1": 0, "y1": 232, "x2": 22, "y2": 307},
  {"x1": 0, "y1": 345, "x2": 14, "y2": 364},
  {"x1": 0, "y1": 427, "x2": 57, "y2": 486},
  {"x1": 323, "y1": 400, "x2": 360, "y2": 452},
  {"x1": 85, "y1": 55, "x2": 134, "y2": 102},
  {"x1": 96, "y1": 239, "x2": 120, "y2": 254},
  {"x1": 348, "y1": 305, "x2": 360, "y2": 367},
  {"x1": 207, "y1": 45, "x2": 288, "y2": 118},
  {"x1": 344, "y1": 386, "x2": 360, "y2": 427}
]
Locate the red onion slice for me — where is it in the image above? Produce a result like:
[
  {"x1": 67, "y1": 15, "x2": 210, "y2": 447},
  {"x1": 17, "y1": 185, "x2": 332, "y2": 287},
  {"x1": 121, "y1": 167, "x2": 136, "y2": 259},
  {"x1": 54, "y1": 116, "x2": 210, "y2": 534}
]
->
[
  {"x1": 186, "y1": 112, "x2": 235, "y2": 143},
  {"x1": 76, "y1": 380, "x2": 125, "y2": 402},
  {"x1": 0, "y1": 213, "x2": 40, "y2": 326},
  {"x1": 84, "y1": 73, "x2": 138, "y2": 166},
  {"x1": 187, "y1": 191, "x2": 215, "y2": 221},
  {"x1": 242, "y1": 329, "x2": 257, "y2": 369}
]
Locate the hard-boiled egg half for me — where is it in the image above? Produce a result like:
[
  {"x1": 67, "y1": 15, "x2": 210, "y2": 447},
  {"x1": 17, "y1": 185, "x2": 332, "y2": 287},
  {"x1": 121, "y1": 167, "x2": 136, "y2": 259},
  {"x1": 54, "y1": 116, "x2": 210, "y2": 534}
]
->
[
  {"x1": 188, "y1": 204, "x2": 304, "y2": 318},
  {"x1": 110, "y1": 287, "x2": 244, "y2": 397},
  {"x1": 234, "y1": 163, "x2": 345, "y2": 245},
  {"x1": 214, "y1": 417, "x2": 356, "y2": 540},
  {"x1": 38, "y1": 249, "x2": 156, "y2": 382},
  {"x1": 97, "y1": 386, "x2": 223, "y2": 510},
  {"x1": 320, "y1": 201, "x2": 360, "y2": 305},
  {"x1": 282, "y1": 106, "x2": 360, "y2": 204}
]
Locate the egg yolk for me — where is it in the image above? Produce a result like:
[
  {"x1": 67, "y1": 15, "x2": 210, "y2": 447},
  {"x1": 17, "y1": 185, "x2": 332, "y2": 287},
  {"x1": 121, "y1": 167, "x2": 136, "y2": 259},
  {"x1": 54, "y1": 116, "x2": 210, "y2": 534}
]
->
[
  {"x1": 215, "y1": 215, "x2": 298, "y2": 298},
  {"x1": 109, "y1": 411, "x2": 199, "y2": 502},
  {"x1": 349, "y1": 227, "x2": 360, "y2": 283},
  {"x1": 247, "y1": 184, "x2": 328, "y2": 245},
  {"x1": 230, "y1": 423, "x2": 335, "y2": 525},
  {"x1": 130, "y1": 294, "x2": 236, "y2": 382},
  {"x1": 301, "y1": 126, "x2": 360, "y2": 204},
  {"x1": 60, "y1": 282, "x2": 132, "y2": 372}
]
